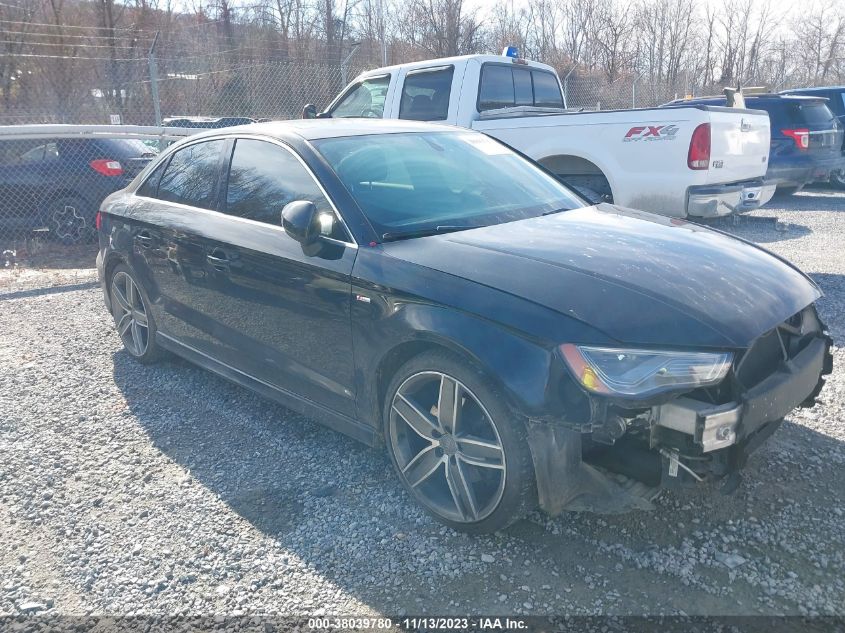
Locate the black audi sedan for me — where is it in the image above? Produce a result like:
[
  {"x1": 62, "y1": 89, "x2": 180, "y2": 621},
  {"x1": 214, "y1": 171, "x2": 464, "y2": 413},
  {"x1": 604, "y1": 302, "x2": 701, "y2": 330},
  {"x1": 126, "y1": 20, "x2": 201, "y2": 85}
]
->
[{"x1": 96, "y1": 120, "x2": 832, "y2": 533}]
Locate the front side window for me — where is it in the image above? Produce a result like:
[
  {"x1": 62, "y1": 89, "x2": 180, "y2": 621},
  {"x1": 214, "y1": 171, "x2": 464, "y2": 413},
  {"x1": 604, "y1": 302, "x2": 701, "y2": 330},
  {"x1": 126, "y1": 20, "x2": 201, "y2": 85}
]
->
[
  {"x1": 329, "y1": 75, "x2": 390, "y2": 118},
  {"x1": 224, "y1": 139, "x2": 337, "y2": 231},
  {"x1": 398, "y1": 67, "x2": 454, "y2": 121},
  {"x1": 314, "y1": 132, "x2": 583, "y2": 240},
  {"x1": 157, "y1": 140, "x2": 225, "y2": 210}
]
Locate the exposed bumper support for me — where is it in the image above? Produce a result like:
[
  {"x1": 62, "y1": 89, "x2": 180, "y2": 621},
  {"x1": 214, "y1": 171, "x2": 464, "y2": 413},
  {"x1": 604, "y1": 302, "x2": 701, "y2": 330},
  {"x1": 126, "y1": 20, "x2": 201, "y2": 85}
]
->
[
  {"x1": 686, "y1": 179, "x2": 776, "y2": 218},
  {"x1": 653, "y1": 335, "x2": 831, "y2": 453}
]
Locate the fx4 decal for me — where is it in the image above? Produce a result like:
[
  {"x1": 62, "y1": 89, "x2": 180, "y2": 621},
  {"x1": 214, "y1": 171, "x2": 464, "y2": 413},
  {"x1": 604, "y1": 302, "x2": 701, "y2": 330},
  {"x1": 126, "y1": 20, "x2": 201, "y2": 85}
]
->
[{"x1": 623, "y1": 125, "x2": 680, "y2": 142}]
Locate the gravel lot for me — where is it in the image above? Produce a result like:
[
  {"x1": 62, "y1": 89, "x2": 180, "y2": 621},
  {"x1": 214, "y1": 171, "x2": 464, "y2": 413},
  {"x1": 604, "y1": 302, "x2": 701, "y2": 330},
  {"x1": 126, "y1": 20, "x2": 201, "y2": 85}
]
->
[{"x1": 1, "y1": 189, "x2": 844, "y2": 619}]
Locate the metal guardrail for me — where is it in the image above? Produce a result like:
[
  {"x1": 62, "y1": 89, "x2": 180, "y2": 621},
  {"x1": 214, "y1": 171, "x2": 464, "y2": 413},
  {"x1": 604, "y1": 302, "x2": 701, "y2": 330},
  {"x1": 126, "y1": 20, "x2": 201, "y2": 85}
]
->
[
  {"x1": 0, "y1": 124, "x2": 200, "y2": 141},
  {"x1": 0, "y1": 124, "x2": 203, "y2": 252}
]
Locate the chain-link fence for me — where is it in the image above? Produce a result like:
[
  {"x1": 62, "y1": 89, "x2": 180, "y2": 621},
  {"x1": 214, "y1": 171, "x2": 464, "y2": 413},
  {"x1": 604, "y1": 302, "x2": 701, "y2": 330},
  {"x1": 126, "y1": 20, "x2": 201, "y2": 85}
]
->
[
  {"x1": 0, "y1": 56, "x2": 358, "y2": 290},
  {"x1": 0, "y1": 48, "x2": 839, "y2": 289}
]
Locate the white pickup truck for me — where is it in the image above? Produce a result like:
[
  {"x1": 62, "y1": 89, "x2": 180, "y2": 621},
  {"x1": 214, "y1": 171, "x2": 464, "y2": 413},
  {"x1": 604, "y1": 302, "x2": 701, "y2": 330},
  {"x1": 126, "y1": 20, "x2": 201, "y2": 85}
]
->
[{"x1": 308, "y1": 53, "x2": 775, "y2": 217}]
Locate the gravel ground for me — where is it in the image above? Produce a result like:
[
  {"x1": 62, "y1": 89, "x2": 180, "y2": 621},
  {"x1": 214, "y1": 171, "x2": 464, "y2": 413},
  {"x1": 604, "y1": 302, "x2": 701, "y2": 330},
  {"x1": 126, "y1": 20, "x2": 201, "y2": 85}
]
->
[{"x1": 1, "y1": 188, "x2": 844, "y2": 619}]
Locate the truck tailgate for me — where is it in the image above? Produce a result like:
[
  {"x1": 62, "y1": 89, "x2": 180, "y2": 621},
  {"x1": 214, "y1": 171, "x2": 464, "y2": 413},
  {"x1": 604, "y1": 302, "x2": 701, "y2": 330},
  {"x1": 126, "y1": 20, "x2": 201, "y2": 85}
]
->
[{"x1": 707, "y1": 109, "x2": 770, "y2": 184}]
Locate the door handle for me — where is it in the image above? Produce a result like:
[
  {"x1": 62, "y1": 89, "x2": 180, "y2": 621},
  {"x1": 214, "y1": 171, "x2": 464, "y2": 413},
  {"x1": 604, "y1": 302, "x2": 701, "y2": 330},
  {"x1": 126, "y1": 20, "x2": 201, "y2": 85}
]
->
[
  {"x1": 135, "y1": 231, "x2": 154, "y2": 248},
  {"x1": 206, "y1": 250, "x2": 230, "y2": 271}
]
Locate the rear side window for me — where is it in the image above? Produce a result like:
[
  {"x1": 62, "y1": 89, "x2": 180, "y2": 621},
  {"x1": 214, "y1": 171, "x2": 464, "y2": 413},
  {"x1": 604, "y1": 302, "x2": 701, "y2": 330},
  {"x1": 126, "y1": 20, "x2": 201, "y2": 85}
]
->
[
  {"x1": 95, "y1": 139, "x2": 157, "y2": 159},
  {"x1": 533, "y1": 71, "x2": 564, "y2": 108},
  {"x1": 137, "y1": 159, "x2": 168, "y2": 198},
  {"x1": 157, "y1": 140, "x2": 225, "y2": 210},
  {"x1": 797, "y1": 103, "x2": 835, "y2": 126},
  {"x1": 399, "y1": 66, "x2": 454, "y2": 121},
  {"x1": 479, "y1": 65, "x2": 515, "y2": 110},
  {"x1": 478, "y1": 64, "x2": 564, "y2": 111},
  {"x1": 224, "y1": 139, "x2": 339, "y2": 234}
]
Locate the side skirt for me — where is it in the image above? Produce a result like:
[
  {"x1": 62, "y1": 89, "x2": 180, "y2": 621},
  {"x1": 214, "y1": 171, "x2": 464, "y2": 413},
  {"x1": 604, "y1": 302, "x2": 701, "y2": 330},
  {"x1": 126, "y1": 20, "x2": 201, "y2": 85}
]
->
[{"x1": 156, "y1": 332, "x2": 377, "y2": 447}]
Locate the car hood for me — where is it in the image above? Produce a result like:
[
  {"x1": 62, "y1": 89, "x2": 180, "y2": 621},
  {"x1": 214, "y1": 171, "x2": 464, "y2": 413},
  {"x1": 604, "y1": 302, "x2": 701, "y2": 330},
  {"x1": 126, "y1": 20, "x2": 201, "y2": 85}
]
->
[{"x1": 379, "y1": 204, "x2": 821, "y2": 348}]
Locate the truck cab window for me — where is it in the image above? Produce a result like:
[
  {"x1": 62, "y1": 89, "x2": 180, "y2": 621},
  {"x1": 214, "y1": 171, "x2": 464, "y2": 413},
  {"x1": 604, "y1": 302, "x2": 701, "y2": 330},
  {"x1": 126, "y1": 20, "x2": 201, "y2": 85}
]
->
[
  {"x1": 398, "y1": 67, "x2": 454, "y2": 121},
  {"x1": 532, "y1": 71, "x2": 564, "y2": 108},
  {"x1": 479, "y1": 64, "x2": 564, "y2": 111},
  {"x1": 479, "y1": 65, "x2": 514, "y2": 110},
  {"x1": 329, "y1": 75, "x2": 390, "y2": 118}
]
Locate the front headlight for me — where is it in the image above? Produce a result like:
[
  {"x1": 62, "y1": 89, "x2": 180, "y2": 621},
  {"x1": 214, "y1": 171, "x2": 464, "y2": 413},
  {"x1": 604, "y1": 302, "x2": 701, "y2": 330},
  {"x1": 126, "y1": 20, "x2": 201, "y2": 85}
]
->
[{"x1": 560, "y1": 344, "x2": 733, "y2": 397}]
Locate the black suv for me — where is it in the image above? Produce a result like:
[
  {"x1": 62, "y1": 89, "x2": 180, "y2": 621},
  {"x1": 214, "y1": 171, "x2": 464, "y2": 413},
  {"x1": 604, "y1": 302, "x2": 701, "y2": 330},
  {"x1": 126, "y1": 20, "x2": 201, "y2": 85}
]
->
[
  {"x1": 781, "y1": 86, "x2": 845, "y2": 188},
  {"x1": 667, "y1": 94, "x2": 845, "y2": 193},
  {"x1": 0, "y1": 137, "x2": 157, "y2": 243}
]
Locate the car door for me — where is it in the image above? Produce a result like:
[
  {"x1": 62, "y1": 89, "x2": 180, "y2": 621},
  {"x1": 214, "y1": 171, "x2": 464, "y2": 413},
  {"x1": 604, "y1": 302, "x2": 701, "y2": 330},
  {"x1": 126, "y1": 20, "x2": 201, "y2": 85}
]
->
[
  {"x1": 201, "y1": 137, "x2": 357, "y2": 416},
  {"x1": 137, "y1": 135, "x2": 358, "y2": 417},
  {"x1": 128, "y1": 137, "x2": 230, "y2": 355}
]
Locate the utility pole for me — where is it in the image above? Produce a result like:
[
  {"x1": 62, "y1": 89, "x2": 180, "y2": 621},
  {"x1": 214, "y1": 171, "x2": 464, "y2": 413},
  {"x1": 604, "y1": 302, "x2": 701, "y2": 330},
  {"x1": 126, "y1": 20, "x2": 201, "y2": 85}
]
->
[{"x1": 148, "y1": 31, "x2": 162, "y2": 127}]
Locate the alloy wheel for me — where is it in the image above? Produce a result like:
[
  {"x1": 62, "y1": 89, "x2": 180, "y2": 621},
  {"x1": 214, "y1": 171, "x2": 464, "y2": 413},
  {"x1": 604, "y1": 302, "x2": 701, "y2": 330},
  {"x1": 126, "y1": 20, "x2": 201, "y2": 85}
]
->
[
  {"x1": 50, "y1": 203, "x2": 87, "y2": 243},
  {"x1": 111, "y1": 271, "x2": 149, "y2": 357},
  {"x1": 389, "y1": 371, "x2": 506, "y2": 523}
]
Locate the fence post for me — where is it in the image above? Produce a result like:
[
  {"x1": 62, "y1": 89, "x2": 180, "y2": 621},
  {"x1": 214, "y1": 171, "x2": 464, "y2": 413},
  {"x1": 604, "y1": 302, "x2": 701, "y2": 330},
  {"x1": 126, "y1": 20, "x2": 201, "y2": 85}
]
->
[
  {"x1": 562, "y1": 66, "x2": 576, "y2": 109},
  {"x1": 632, "y1": 74, "x2": 640, "y2": 108},
  {"x1": 341, "y1": 43, "x2": 361, "y2": 88},
  {"x1": 148, "y1": 31, "x2": 162, "y2": 127}
]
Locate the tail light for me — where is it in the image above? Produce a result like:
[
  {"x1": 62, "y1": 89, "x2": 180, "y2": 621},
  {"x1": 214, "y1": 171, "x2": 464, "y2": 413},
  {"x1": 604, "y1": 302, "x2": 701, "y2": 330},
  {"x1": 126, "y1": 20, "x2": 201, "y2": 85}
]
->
[
  {"x1": 781, "y1": 128, "x2": 810, "y2": 150},
  {"x1": 687, "y1": 123, "x2": 711, "y2": 170},
  {"x1": 95, "y1": 210, "x2": 102, "y2": 231},
  {"x1": 90, "y1": 159, "x2": 124, "y2": 176}
]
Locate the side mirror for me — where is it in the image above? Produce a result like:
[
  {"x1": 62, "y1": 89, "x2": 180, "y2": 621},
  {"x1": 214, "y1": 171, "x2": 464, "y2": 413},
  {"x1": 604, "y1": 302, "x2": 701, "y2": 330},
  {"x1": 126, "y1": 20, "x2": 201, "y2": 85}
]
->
[
  {"x1": 302, "y1": 104, "x2": 318, "y2": 119},
  {"x1": 282, "y1": 200, "x2": 318, "y2": 245}
]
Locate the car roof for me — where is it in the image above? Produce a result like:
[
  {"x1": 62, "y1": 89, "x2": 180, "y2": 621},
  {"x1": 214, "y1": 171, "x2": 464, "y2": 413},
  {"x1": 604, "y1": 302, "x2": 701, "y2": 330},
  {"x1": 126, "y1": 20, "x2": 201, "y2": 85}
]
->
[
  {"x1": 669, "y1": 94, "x2": 826, "y2": 105},
  {"x1": 782, "y1": 86, "x2": 845, "y2": 93},
  {"x1": 357, "y1": 54, "x2": 558, "y2": 78},
  {"x1": 185, "y1": 118, "x2": 464, "y2": 142}
]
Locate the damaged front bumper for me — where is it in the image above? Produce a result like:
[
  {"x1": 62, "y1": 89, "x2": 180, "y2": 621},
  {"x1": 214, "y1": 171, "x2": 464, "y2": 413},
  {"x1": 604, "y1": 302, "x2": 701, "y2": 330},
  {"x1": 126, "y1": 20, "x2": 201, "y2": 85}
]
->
[
  {"x1": 653, "y1": 335, "x2": 831, "y2": 454},
  {"x1": 527, "y1": 321, "x2": 833, "y2": 516}
]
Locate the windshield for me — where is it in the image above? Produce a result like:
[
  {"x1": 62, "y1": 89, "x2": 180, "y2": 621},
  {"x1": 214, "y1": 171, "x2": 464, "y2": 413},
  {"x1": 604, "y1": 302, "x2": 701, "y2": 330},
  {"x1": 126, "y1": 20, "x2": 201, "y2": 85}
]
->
[
  {"x1": 328, "y1": 75, "x2": 390, "y2": 118},
  {"x1": 313, "y1": 132, "x2": 584, "y2": 240}
]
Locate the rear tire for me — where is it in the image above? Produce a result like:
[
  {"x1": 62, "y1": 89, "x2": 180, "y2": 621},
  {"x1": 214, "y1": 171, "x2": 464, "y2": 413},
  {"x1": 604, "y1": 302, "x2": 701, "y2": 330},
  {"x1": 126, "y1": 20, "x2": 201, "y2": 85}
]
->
[
  {"x1": 383, "y1": 350, "x2": 536, "y2": 533},
  {"x1": 830, "y1": 171, "x2": 845, "y2": 190},
  {"x1": 109, "y1": 264, "x2": 164, "y2": 364},
  {"x1": 775, "y1": 185, "x2": 802, "y2": 197}
]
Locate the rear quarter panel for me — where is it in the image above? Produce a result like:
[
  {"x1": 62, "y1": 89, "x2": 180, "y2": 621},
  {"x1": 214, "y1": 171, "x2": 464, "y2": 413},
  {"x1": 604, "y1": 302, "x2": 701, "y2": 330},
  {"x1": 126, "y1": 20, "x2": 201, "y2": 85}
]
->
[{"x1": 472, "y1": 108, "x2": 711, "y2": 216}]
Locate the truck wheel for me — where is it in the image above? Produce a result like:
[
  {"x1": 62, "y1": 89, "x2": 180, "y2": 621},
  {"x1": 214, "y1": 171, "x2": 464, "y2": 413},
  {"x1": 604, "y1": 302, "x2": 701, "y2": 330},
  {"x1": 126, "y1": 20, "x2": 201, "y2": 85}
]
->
[
  {"x1": 559, "y1": 175, "x2": 613, "y2": 204},
  {"x1": 384, "y1": 350, "x2": 536, "y2": 534},
  {"x1": 830, "y1": 171, "x2": 845, "y2": 190}
]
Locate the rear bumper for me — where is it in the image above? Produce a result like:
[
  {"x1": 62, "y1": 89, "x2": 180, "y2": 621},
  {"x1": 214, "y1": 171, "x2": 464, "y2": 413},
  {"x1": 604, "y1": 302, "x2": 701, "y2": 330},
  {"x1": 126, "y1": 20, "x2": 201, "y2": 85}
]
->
[
  {"x1": 767, "y1": 154, "x2": 845, "y2": 188},
  {"x1": 686, "y1": 179, "x2": 776, "y2": 217},
  {"x1": 96, "y1": 250, "x2": 110, "y2": 310}
]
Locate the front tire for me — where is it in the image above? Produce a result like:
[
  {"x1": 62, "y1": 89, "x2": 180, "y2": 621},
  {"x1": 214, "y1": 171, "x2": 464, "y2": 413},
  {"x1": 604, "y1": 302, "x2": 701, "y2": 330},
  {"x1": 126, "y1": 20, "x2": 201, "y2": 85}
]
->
[
  {"x1": 109, "y1": 264, "x2": 163, "y2": 364},
  {"x1": 384, "y1": 350, "x2": 536, "y2": 533}
]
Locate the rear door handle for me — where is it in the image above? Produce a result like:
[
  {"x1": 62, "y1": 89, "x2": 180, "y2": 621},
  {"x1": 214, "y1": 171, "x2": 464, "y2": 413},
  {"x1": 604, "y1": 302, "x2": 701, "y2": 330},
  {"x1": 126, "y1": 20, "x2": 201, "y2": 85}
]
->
[
  {"x1": 135, "y1": 230, "x2": 154, "y2": 247},
  {"x1": 206, "y1": 249, "x2": 231, "y2": 271}
]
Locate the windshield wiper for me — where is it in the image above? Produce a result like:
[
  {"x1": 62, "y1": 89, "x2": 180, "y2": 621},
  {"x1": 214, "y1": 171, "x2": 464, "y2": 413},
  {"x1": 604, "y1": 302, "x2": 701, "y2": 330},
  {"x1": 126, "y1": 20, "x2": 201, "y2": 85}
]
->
[
  {"x1": 541, "y1": 207, "x2": 574, "y2": 216},
  {"x1": 381, "y1": 225, "x2": 473, "y2": 242}
]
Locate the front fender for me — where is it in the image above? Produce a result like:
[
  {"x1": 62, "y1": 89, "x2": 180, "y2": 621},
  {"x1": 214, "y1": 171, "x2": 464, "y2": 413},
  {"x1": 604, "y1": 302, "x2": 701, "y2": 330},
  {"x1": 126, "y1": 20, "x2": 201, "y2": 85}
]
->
[{"x1": 350, "y1": 248, "x2": 600, "y2": 432}]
